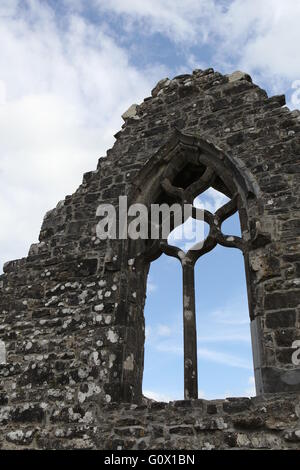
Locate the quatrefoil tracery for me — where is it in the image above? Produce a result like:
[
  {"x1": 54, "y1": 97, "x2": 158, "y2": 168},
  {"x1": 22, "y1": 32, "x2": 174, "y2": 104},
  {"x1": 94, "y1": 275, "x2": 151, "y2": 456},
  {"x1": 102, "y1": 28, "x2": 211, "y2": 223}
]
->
[{"x1": 143, "y1": 165, "x2": 245, "y2": 266}]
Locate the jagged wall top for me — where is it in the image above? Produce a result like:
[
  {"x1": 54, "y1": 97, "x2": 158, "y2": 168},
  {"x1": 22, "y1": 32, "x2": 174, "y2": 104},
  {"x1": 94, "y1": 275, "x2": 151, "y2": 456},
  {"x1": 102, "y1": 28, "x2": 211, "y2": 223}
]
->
[{"x1": 0, "y1": 67, "x2": 300, "y2": 449}]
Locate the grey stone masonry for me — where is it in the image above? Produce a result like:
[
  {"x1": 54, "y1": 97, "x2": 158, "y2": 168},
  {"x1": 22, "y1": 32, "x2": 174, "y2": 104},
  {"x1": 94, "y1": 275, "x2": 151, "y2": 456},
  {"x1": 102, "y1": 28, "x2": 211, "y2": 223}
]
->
[
  {"x1": 0, "y1": 68, "x2": 300, "y2": 449},
  {"x1": 0, "y1": 394, "x2": 300, "y2": 450}
]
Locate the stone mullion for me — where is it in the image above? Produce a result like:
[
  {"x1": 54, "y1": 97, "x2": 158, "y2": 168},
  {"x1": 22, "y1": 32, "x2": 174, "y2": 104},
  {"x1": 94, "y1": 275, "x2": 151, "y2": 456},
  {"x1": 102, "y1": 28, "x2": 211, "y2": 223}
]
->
[{"x1": 182, "y1": 260, "x2": 198, "y2": 399}]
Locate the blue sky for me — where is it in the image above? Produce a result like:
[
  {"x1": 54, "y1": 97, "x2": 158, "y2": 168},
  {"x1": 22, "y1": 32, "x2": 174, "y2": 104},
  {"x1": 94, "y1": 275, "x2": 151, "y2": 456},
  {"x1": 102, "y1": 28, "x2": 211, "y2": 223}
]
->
[
  {"x1": 143, "y1": 192, "x2": 254, "y2": 400},
  {"x1": 0, "y1": 0, "x2": 300, "y2": 400}
]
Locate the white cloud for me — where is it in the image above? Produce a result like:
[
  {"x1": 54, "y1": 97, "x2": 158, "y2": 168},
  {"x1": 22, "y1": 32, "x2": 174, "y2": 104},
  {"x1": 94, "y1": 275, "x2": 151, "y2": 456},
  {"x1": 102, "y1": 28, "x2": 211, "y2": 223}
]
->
[
  {"x1": 214, "y1": 375, "x2": 256, "y2": 399},
  {"x1": 215, "y1": 0, "x2": 300, "y2": 95},
  {"x1": 147, "y1": 282, "x2": 157, "y2": 294},
  {"x1": 0, "y1": 0, "x2": 166, "y2": 271},
  {"x1": 143, "y1": 390, "x2": 175, "y2": 402},
  {"x1": 157, "y1": 324, "x2": 172, "y2": 337},
  {"x1": 145, "y1": 295, "x2": 252, "y2": 368},
  {"x1": 0, "y1": 0, "x2": 19, "y2": 17},
  {"x1": 211, "y1": 305, "x2": 249, "y2": 326},
  {"x1": 2, "y1": 1, "x2": 300, "y2": 272},
  {"x1": 291, "y1": 80, "x2": 300, "y2": 108},
  {"x1": 155, "y1": 342, "x2": 252, "y2": 369},
  {"x1": 194, "y1": 188, "x2": 229, "y2": 214},
  {"x1": 99, "y1": 0, "x2": 300, "y2": 98},
  {"x1": 168, "y1": 217, "x2": 206, "y2": 252},
  {"x1": 144, "y1": 388, "x2": 205, "y2": 402},
  {"x1": 198, "y1": 333, "x2": 251, "y2": 344},
  {"x1": 147, "y1": 276, "x2": 158, "y2": 294},
  {"x1": 198, "y1": 347, "x2": 252, "y2": 370},
  {"x1": 196, "y1": 299, "x2": 252, "y2": 351},
  {"x1": 145, "y1": 323, "x2": 173, "y2": 341},
  {"x1": 244, "y1": 376, "x2": 256, "y2": 397},
  {"x1": 93, "y1": 0, "x2": 219, "y2": 44}
]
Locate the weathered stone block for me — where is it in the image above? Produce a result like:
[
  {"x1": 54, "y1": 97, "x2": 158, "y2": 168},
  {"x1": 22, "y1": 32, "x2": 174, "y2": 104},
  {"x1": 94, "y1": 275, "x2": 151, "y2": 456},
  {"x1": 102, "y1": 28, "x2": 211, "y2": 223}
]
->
[
  {"x1": 265, "y1": 292, "x2": 300, "y2": 310},
  {"x1": 223, "y1": 398, "x2": 251, "y2": 414},
  {"x1": 227, "y1": 71, "x2": 252, "y2": 83}
]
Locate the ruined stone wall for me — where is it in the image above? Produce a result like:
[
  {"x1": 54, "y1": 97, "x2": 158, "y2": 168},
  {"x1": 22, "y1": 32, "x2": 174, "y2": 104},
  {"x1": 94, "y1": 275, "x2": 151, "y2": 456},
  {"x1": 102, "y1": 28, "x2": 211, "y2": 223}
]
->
[
  {"x1": 0, "y1": 394, "x2": 300, "y2": 450},
  {"x1": 0, "y1": 68, "x2": 300, "y2": 449}
]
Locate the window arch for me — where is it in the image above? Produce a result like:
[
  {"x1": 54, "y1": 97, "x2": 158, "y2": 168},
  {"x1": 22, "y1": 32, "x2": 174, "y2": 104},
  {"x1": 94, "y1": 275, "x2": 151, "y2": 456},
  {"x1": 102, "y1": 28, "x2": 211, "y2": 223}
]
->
[{"x1": 123, "y1": 130, "x2": 268, "y2": 402}]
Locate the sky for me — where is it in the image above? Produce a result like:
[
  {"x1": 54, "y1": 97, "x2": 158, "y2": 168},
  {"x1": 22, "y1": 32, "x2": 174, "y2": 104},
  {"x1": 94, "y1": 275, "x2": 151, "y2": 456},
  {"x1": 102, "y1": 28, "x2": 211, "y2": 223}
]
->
[{"x1": 1, "y1": 0, "x2": 300, "y2": 401}]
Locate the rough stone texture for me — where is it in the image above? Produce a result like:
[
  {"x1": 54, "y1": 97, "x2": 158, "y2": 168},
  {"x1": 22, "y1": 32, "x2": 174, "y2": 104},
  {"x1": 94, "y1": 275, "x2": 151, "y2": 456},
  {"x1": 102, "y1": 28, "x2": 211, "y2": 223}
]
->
[
  {"x1": 0, "y1": 394, "x2": 300, "y2": 450},
  {"x1": 227, "y1": 70, "x2": 252, "y2": 83},
  {"x1": 122, "y1": 104, "x2": 139, "y2": 121},
  {"x1": 0, "y1": 67, "x2": 300, "y2": 449}
]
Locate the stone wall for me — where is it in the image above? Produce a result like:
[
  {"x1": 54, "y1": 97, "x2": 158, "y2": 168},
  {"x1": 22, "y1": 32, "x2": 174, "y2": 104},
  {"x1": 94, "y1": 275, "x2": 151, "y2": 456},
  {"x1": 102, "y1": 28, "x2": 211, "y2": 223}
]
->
[
  {"x1": 0, "y1": 67, "x2": 300, "y2": 449},
  {"x1": 0, "y1": 394, "x2": 300, "y2": 450}
]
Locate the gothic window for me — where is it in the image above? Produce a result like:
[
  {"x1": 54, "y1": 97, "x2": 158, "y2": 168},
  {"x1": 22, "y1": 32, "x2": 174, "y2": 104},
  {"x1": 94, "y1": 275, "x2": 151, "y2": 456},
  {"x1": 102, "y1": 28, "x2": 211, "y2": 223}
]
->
[{"x1": 131, "y1": 132, "x2": 258, "y2": 400}]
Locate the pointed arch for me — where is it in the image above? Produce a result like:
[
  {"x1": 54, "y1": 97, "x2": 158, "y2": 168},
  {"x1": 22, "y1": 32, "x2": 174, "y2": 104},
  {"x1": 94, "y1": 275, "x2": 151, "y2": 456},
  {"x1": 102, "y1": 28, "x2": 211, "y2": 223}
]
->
[{"x1": 120, "y1": 130, "x2": 273, "y2": 401}]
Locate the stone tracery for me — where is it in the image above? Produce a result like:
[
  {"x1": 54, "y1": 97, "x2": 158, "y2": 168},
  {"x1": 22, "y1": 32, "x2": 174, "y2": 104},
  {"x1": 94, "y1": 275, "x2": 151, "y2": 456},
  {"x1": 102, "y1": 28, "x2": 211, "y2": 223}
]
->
[{"x1": 137, "y1": 134, "x2": 249, "y2": 399}]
